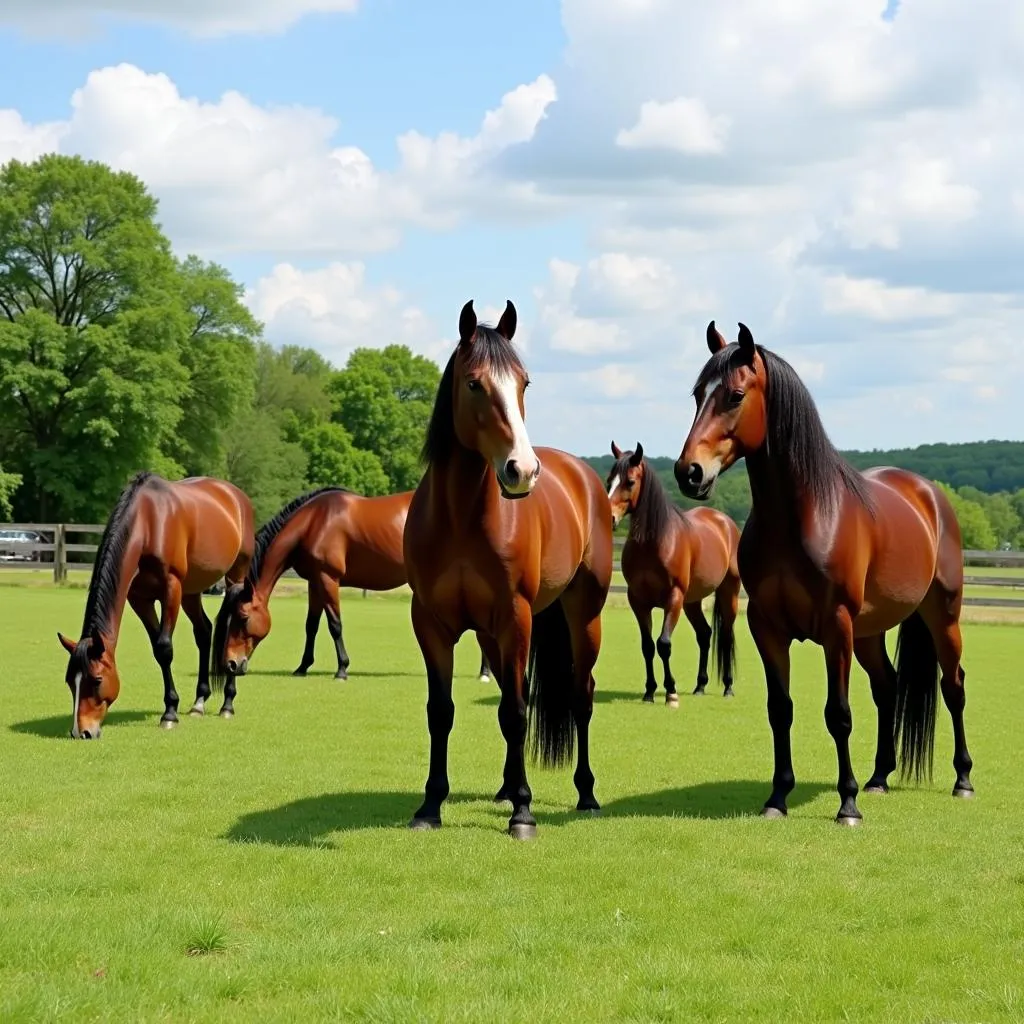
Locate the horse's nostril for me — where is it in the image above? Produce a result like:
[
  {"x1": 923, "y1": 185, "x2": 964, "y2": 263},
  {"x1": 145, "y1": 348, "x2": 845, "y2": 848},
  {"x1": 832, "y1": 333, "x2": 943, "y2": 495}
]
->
[
  {"x1": 687, "y1": 463, "x2": 704, "y2": 488},
  {"x1": 504, "y1": 459, "x2": 520, "y2": 485},
  {"x1": 227, "y1": 659, "x2": 238, "y2": 674}
]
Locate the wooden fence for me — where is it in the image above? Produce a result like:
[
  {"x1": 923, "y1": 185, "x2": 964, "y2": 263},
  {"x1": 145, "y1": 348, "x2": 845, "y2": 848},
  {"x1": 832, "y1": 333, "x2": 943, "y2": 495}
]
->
[{"x1": 3, "y1": 524, "x2": 1024, "y2": 608}]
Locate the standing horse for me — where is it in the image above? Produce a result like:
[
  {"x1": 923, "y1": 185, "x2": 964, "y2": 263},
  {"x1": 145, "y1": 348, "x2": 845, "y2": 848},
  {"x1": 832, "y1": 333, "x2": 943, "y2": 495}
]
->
[
  {"x1": 404, "y1": 299, "x2": 613, "y2": 839},
  {"x1": 57, "y1": 472, "x2": 254, "y2": 738},
  {"x1": 213, "y1": 487, "x2": 492, "y2": 681},
  {"x1": 675, "y1": 321, "x2": 974, "y2": 825},
  {"x1": 606, "y1": 440, "x2": 741, "y2": 703}
]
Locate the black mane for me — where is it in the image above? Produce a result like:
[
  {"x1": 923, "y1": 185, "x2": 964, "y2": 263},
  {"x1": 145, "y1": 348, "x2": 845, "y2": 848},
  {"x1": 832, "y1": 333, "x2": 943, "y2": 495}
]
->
[
  {"x1": 247, "y1": 487, "x2": 350, "y2": 584},
  {"x1": 422, "y1": 325, "x2": 526, "y2": 466},
  {"x1": 611, "y1": 454, "x2": 680, "y2": 544},
  {"x1": 69, "y1": 471, "x2": 159, "y2": 673},
  {"x1": 694, "y1": 343, "x2": 872, "y2": 515}
]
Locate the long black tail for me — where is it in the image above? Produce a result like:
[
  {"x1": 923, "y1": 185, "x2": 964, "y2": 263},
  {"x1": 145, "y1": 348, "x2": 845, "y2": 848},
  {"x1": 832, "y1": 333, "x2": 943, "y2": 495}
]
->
[
  {"x1": 526, "y1": 600, "x2": 576, "y2": 769},
  {"x1": 209, "y1": 594, "x2": 232, "y2": 695},
  {"x1": 893, "y1": 611, "x2": 939, "y2": 783},
  {"x1": 711, "y1": 591, "x2": 736, "y2": 690}
]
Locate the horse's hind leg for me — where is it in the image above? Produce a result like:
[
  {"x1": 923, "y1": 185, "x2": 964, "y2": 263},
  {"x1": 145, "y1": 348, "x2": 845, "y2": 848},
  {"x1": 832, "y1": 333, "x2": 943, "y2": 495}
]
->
[
  {"x1": 627, "y1": 591, "x2": 657, "y2": 701},
  {"x1": 182, "y1": 593, "x2": 213, "y2": 717},
  {"x1": 684, "y1": 600, "x2": 712, "y2": 696},
  {"x1": 321, "y1": 575, "x2": 351, "y2": 680},
  {"x1": 657, "y1": 587, "x2": 684, "y2": 706},
  {"x1": 854, "y1": 634, "x2": 897, "y2": 793},
  {"x1": 293, "y1": 583, "x2": 323, "y2": 676},
  {"x1": 919, "y1": 589, "x2": 974, "y2": 797}
]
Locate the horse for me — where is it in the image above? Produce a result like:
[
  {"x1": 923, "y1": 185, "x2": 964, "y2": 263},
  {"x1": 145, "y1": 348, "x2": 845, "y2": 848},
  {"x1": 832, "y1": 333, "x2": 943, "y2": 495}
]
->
[
  {"x1": 674, "y1": 321, "x2": 974, "y2": 825},
  {"x1": 57, "y1": 472, "x2": 254, "y2": 738},
  {"x1": 212, "y1": 487, "x2": 492, "y2": 682},
  {"x1": 606, "y1": 440, "x2": 741, "y2": 703},
  {"x1": 403, "y1": 299, "x2": 614, "y2": 839}
]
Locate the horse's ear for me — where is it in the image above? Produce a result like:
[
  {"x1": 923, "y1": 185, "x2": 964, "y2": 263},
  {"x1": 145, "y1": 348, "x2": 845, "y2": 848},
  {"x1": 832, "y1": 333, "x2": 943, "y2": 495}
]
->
[
  {"x1": 57, "y1": 631, "x2": 77, "y2": 655},
  {"x1": 458, "y1": 300, "x2": 477, "y2": 347},
  {"x1": 240, "y1": 577, "x2": 254, "y2": 602},
  {"x1": 496, "y1": 299, "x2": 517, "y2": 341},
  {"x1": 737, "y1": 322, "x2": 755, "y2": 361},
  {"x1": 629, "y1": 442, "x2": 644, "y2": 467},
  {"x1": 88, "y1": 628, "x2": 105, "y2": 659},
  {"x1": 707, "y1": 320, "x2": 728, "y2": 354},
  {"x1": 611, "y1": 440, "x2": 622, "y2": 459}
]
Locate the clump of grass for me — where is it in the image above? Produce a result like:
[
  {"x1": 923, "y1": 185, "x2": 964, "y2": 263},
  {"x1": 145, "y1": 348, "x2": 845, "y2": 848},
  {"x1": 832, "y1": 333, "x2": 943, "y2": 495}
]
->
[{"x1": 184, "y1": 914, "x2": 229, "y2": 957}]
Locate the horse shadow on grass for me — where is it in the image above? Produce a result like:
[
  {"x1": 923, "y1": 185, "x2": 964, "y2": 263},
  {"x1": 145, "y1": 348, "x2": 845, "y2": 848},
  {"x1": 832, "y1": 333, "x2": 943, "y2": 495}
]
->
[
  {"x1": 9, "y1": 709, "x2": 152, "y2": 739},
  {"x1": 471, "y1": 687, "x2": 724, "y2": 708},
  {"x1": 224, "y1": 779, "x2": 833, "y2": 848},
  {"x1": 242, "y1": 668, "x2": 423, "y2": 681}
]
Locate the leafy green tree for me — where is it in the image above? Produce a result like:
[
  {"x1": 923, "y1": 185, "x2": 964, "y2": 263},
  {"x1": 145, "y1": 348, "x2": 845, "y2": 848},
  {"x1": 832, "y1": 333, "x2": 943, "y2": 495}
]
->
[
  {"x1": 165, "y1": 256, "x2": 260, "y2": 477},
  {"x1": 301, "y1": 421, "x2": 389, "y2": 495},
  {"x1": 329, "y1": 345, "x2": 439, "y2": 492},
  {"x1": 0, "y1": 463, "x2": 20, "y2": 517},
  {"x1": 936, "y1": 483, "x2": 996, "y2": 550},
  {"x1": 224, "y1": 412, "x2": 308, "y2": 524},
  {"x1": 0, "y1": 154, "x2": 187, "y2": 521}
]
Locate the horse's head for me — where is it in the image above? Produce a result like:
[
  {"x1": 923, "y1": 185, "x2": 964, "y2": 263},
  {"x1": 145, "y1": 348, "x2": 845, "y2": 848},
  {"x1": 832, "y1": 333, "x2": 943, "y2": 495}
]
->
[
  {"x1": 450, "y1": 299, "x2": 540, "y2": 499},
  {"x1": 57, "y1": 629, "x2": 120, "y2": 739},
  {"x1": 605, "y1": 440, "x2": 645, "y2": 527},
  {"x1": 675, "y1": 321, "x2": 767, "y2": 499},
  {"x1": 214, "y1": 577, "x2": 265, "y2": 679}
]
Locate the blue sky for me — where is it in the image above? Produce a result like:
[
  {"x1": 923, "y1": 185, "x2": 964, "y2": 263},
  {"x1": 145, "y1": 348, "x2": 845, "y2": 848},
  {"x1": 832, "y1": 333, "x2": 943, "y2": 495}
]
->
[{"x1": 1, "y1": 0, "x2": 1021, "y2": 456}]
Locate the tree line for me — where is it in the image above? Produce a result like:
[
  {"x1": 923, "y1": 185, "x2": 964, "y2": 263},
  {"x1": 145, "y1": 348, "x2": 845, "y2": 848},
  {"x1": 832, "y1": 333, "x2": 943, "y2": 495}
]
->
[{"x1": 2, "y1": 153, "x2": 1022, "y2": 552}]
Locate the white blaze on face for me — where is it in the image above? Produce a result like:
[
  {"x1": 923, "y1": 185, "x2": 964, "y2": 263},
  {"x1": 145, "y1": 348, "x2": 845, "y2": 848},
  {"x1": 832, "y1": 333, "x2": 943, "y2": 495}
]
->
[
  {"x1": 607, "y1": 474, "x2": 620, "y2": 500},
  {"x1": 71, "y1": 671, "x2": 82, "y2": 737},
  {"x1": 697, "y1": 376, "x2": 722, "y2": 422},
  {"x1": 492, "y1": 368, "x2": 540, "y2": 494}
]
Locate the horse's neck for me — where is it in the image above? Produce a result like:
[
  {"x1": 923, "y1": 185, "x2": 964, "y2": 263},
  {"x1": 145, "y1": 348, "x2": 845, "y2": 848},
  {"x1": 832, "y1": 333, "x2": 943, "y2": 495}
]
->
[
  {"x1": 745, "y1": 448, "x2": 809, "y2": 537},
  {"x1": 431, "y1": 448, "x2": 500, "y2": 530},
  {"x1": 98, "y1": 529, "x2": 145, "y2": 648},
  {"x1": 257, "y1": 518, "x2": 306, "y2": 598}
]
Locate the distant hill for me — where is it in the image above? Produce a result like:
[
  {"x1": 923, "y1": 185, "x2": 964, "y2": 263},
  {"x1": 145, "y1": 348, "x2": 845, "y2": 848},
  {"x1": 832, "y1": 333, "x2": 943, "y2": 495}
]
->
[{"x1": 583, "y1": 440, "x2": 1024, "y2": 529}]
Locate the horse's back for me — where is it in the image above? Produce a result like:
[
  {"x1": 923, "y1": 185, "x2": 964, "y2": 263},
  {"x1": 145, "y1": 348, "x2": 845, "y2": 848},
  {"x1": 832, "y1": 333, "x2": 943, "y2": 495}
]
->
[{"x1": 319, "y1": 490, "x2": 411, "y2": 590}]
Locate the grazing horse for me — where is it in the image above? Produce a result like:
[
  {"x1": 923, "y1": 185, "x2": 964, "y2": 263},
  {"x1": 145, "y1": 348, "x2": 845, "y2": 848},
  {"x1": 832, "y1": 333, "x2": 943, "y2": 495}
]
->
[
  {"x1": 57, "y1": 472, "x2": 254, "y2": 738},
  {"x1": 404, "y1": 299, "x2": 613, "y2": 839},
  {"x1": 212, "y1": 487, "x2": 492, "y2": 681},
  {"x1": 606, "y1": 441, "x2": 741, "y2": 703},
  {"x1": 675, "y1": 321, "x2": 974, "y2": 825}
]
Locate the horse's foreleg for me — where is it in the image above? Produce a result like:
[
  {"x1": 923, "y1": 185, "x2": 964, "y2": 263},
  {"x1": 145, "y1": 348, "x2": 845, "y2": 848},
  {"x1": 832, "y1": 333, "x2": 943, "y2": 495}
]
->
[
  {"x1": 824, "y1": 606, "x2": 861, "y2": 825},
  {"x1": 627, "y1": 591, "x2": 657, "y2": 701},
  {"x1": 499, "y1": 599, "x2": 536, "y2": 839},
  {"x1": 683, "y1": 600, "x2": 712, "y2": 697},
  {"x1": 320, "y1": 575, "x2": 350, "y2": 679},
  {"x1": 747, "y1": 602, "x2": 795, "y2": 818},
  {"x1": 155, "y1": 575, "x2": 183, "y2": 729},
  {"x1": 854, "y1": 634, "x2": 897, "y2": 794},
  {"x1": 293, "y1": 583, "x2": 322, "y2": 676},
  {"x1": 409, "y1": 596, "x2": 456, "y2": 830},
  {"x1": 562, "y1": 581, "x2": 603, "y2": 813},
  {"x1": 182, "y1": 592, "x2": 213, "y2": 716},
  {"x1": 657, "y1": 587, "x2": 684, "y2": 706}
]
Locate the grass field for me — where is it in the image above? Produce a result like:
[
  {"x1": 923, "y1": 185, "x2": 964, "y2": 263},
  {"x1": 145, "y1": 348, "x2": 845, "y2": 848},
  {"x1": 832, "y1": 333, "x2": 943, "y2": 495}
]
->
[{"x1": 2, "y1": 583, "x2": 1023, "y2": 1023}]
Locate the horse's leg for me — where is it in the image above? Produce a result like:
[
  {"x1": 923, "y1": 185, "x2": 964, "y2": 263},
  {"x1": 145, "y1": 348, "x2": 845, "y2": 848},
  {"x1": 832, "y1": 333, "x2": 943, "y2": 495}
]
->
[
  {"x1": 409, "y1": 595, "x2": 456, "y2": 830},
  {"x1": 128, "y1": 589, "x2": 163, "y2": 717},
  {"x1": 155, "y1": 575, "x2": 184, "y2": 729},
  {"x1": 497, "y1": 596, "x2": 536, "y2": 838},
  {"x1": 716, "y1": 571, "x2": 741, "y2": 698},
  {"x1": 747, "y1": 602, "x2": 795, "y2": 817},
  {"x1": 627, "y1": 591, "x2": 657, "y2": 701},
  {"x1": 824, "y1": 606, "x2": 861, "y2": 825},
  {"x1": 219, "y1": 671, "x2": 238, "y2": 719},
  {"x1": 684, "y1": 600, "x2": 712, "y2": 696},
  {"x1": 562, "y1": 582, "x2": 603, "y2": 813},
  {"x1": 919, "y1": 590, "x2": 974, "y2": 798},
  {"x1": 855, "y1": 634, "x2": 897, "y2": 794},
  {"x1": 320, "y1": 575, "x2": 350, "y2": 679},
  {"x1": 477, "y1": 636, "x2": 492, "y2": 683},
  {"x1": 293, "y1": 582, "x2": 322, "y2": 676},
  {"x1": 657, "y1": 586, "x2": 684, "y2": 706},
  {"x1": 182, "y1": 593, "x2": 213, "y2": 717}
]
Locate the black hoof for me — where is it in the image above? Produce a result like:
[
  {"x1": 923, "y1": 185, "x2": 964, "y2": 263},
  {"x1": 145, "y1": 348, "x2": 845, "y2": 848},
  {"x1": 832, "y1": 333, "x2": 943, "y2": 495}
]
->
[
  {"x1": 508, "y1": 822, "x2": 537, "y2": 841},
  {"x1": 642, "y1": 692, "x2": 655, "y2": 703},
  {"x1": 952, "y1": 785, "x2": 975, "y2": 799},
  {"x1": 409, "y1": 816, "x2": 442, "y2": 831},
  {"x1": 576, "y1": 796, "x2": 600, "y2": 813},
  {"x1": 218, "y1": 708, "x2": 234, "y2": 719},
  {"x1": 723, "y1": 688, "x2": 735, "y2": 698},
  {"x1": 292, "y1": 667, "x2": 309, "y2": 677},
  {"x1": 692, "y1": 686, "x2": 706, "y2": 696},
  {"x1": 836, "y1": 814, "x2": 862, "y2": 828},
  {"x1": 334, "y1": 670, "x2": 348, "y2": 680},
  {"x1": 863, "y1": 782, "x2": 889, "y2": 795},
  {"x1": 760, "y1": 806, "x2": 786, "y2": 820}
]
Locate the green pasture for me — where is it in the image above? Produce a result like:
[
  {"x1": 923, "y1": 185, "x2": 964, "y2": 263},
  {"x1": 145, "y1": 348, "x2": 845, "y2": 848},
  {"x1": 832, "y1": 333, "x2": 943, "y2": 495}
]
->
[{"x1": 2, "y1": 584, "x2": 1023, "y2": 1023}]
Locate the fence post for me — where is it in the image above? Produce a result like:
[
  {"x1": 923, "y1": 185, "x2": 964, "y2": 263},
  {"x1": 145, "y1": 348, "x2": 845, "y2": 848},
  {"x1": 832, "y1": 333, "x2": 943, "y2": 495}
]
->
[{"x1": 53, "y1": 524, "x2": 66, "y2": 584}]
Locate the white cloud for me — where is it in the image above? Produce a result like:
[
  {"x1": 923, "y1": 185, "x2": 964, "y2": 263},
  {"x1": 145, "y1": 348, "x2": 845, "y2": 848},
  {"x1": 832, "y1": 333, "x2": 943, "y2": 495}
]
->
[
  {"x1": 616, "y1": 97, "x2": 730, "y2": 155},
  {"x1": 0, "y1": 0, "x2": 358, "y2": 37},
  {"x1": 0, "y1": 63, "x2": 557, "y2": 258},
  {"x1": 820, "y1": 275, "x2": 962, "y2": 321}
]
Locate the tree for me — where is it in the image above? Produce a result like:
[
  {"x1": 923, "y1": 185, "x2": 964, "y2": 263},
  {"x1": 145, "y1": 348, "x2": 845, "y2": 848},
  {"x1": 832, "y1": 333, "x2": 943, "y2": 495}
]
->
[
  {"x1": 164, "y1": 256, "x2": 260, "y2": 477},
  {"x1": 0, "y1": 463, "x2": 19, "y2": 517},
  {"x1": 224, "y1": 411, "x2": 308, "y2": 524},
  {"x1": 0, "y1": 154, "x2": 186, "y2": 521},
  {"x1": 329, "y1": 345, "x2": 440, "y2": 492},
  {"x1": 936, "y1": 483, "x2": 996, "y2": 550},
  {"x1": 301, "y1": 421, "x2": 390, "y2": 495}
]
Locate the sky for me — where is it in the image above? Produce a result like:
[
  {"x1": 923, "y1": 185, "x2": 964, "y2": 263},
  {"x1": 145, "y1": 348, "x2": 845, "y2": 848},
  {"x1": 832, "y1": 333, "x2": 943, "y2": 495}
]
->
[{"x1": 1, "y1": 0, "x2": 1022, "y2": 456}]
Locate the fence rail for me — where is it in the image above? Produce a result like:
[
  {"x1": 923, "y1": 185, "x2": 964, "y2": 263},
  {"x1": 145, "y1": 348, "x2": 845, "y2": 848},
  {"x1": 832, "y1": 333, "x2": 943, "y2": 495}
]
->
[{"x1": 3, "y1": 523, "x2": 1024, "y2": 608}]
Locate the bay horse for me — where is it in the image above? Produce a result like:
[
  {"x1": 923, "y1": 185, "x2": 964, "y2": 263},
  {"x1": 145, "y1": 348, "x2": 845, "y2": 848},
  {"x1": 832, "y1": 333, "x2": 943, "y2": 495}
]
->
[
  {"x1": 57, "y1": 472, "x2": 254, "y2": 738},
  {"x1": 606, "y1": 441, "x2": 740, "y2": 703},
  {"x1": 675, "y1": 321, "x2": 974, "y2": 825},
  {"x1": 404, "y1": 299, "x2": 613, "y2": 839},
  {"x1": 212, "y1": 487, "x2": 491, "y2": 682}
]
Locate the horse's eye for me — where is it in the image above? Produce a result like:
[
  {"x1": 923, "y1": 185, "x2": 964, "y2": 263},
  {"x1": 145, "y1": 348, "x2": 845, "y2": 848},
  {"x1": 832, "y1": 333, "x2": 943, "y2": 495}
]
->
[
  {"x1": 467, "y1": 379, "x2": 483, "y2": 393},
  {"x1": 728, "y1": 389, "x2": 744, "y2": 407}
]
